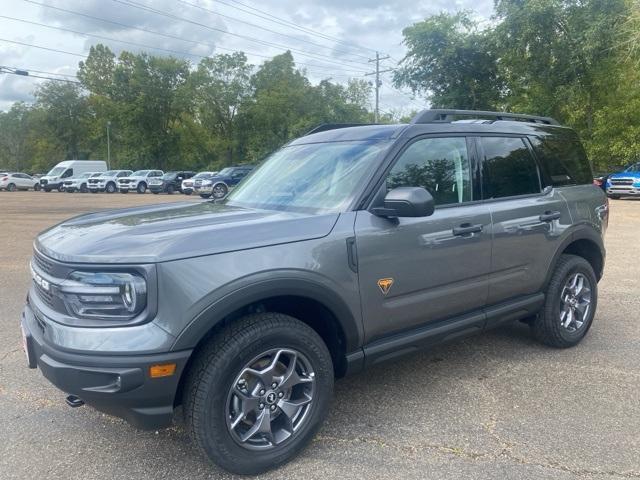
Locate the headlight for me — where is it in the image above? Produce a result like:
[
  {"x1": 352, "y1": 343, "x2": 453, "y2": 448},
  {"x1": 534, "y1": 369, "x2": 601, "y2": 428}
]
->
[
  {"x1": 59, "y1": 271, "x2": 147, "y2": 319},
  {"x1": 634, "y1": 178, "x2": 640, "y2": 186}
]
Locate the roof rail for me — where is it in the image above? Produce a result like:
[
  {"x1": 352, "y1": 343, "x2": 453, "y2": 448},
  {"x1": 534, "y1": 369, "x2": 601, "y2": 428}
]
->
[
  {"x1": 305, "y1": 123, "x2": 375, "y2": 136},
  {"x1": 410, "y1": 109, "x2": 560, "y2": 126}
]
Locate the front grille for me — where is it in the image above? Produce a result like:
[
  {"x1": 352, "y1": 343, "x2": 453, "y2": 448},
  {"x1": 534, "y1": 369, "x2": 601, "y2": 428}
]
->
[
  {"x1": 33, "y1": 251, "x2": 54, "y2": 275},
  {"x1": 119, "y1": 180, "x2": 131, "y2": 184},
  {"x1": 611, "y1": 178, "x2": 634, "y2": 186},
  {"x1": 34, "y1": 281, "x2": 55, "y2": 308},
  {"x1": 64, "y1": 181, "x2": 73, "y2": 185},
  {"x1": 88, "y1": 179, "x2": 99, "y2": 184}
]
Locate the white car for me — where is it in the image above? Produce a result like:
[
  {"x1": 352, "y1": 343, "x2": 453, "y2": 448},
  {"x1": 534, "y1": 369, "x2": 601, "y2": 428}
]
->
[
  {"x1": 181, "y1": 171, "x2": 217, "y2": 195},
  {"x1": 62, "y1": 172, "x2": 102, "y2": 193},
  {"x1": 117, "y1": 169, "x2": 163, "y2": 194},
  {"x1": 0, "y1": 172, "x2": 41, "y2": 191},
  {"x1": 88, "y1": 170, "x2": 133, "y2": 193}
]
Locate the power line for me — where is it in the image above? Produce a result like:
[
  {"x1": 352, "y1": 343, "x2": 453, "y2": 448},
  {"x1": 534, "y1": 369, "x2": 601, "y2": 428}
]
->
[
  {"x1": 0, "y1": 37, "x2": 359, "y2": 81},
  {"x1": 175, "y1": 0, "x2": 371, "y2": 62},
  {"x1": 110, "y1": 0, "x2": 373, "y2": 68},
  {"x1": 210, "y1": 0, "x2": 379, "y2": 56},
  {"x1": 19, "y1": 0, "x2": 367, "y2": 74},
  {"x1": 0, "y1": 65, "x2": 81, "y2": 84}
]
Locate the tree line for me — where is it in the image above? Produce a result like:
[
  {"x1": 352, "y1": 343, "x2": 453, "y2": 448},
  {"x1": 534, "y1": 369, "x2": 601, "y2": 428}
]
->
[
  {"x1": 0, "y1": 47, "x2": 374, "y2": 173},
  {"x1": 1, "y1": 0, "x2": 639, "y2": 174}
]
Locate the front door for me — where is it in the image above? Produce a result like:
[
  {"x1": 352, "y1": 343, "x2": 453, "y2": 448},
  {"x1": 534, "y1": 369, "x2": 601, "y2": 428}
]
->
[{"x1": 355, "y1": 136, "x2": 492, "y2": 343}]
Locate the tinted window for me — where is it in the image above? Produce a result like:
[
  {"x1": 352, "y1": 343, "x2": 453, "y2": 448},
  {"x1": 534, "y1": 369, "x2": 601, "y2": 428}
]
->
[
  {"x1": 62, "y1": 169, "x2": 74, "y2": 178},
  {"x1": 625, "y1": 163, "x2": 640, "y2": 172},
  {"x1": 481, "y1": 137, "x2": 540, "y2": 199},
  {"x1": 530, "y1": 131, "x2": 592, "y2": 186},
  {"x1": 386, "y1": 137, "x2": 472, "y2": 206}
]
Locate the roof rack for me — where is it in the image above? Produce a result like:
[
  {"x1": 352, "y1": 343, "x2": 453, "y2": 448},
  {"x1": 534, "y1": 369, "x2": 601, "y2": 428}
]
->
[
  {"x1": 305, "y1": 123, "x2": 375, "y2": 136},
  {"x1": 410, "y1": 109, "x2": 560, "y2": 126}
]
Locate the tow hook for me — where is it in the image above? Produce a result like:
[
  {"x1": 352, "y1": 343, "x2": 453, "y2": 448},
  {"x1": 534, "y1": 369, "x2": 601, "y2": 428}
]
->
[{"x1": 65, "y1": 395, "x2": 85, "y2": 408}]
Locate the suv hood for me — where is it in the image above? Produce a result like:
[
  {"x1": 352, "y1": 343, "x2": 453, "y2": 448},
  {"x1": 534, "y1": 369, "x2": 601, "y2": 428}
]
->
[
  {"x1": 35, "y1": 202, "x2": 339, "y2": 264},
  {"x1": 610, "y1": 171, "x2": 640, "y2": 178}
]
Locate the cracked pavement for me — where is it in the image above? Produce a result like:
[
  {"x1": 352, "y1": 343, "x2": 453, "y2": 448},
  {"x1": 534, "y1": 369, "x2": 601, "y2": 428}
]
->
[{"x1": 1, "y1": 192, "x2": 639, "y2": 480}]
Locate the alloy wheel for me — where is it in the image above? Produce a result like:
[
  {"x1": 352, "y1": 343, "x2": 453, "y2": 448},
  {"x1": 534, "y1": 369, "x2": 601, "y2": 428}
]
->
[
  {"x1": 559, "y1": 272, "x2": 592, "y2": 332},
  {"x1": 225, "y1": 348, "x2": 315, "y2": 450}
]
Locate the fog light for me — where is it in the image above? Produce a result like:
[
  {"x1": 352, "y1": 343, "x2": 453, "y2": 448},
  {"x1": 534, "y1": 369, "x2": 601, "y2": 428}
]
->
[{"x1": 149, "y1": 363, "x2": 176, "y2": 378}]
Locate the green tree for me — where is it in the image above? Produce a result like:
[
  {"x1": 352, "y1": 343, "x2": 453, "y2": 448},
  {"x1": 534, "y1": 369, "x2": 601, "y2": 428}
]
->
[{"x1": 393, "y1": 11, "x2": 503, "y2": 109}]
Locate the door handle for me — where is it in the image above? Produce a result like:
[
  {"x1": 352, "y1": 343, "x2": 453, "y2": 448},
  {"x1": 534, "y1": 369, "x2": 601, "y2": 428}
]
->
[
  {"x1": 452, "y1": 223, "x2": 483, "y2": 236},
  {"x1": 539, "y1": 211, "x2": 561, "y2": 222}
]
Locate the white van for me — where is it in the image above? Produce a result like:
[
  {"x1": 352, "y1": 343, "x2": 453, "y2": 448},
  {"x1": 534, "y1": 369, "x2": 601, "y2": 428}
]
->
[{"x1": 40, "y1": 160, "x2": 107, "y2": 192}]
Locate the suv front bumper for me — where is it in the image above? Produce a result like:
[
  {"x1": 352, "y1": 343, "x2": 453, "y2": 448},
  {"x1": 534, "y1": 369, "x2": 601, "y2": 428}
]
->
[
  {"x1": 21, "y1": 302, "x2": 192, "y2": 430},
  {"x1": 607, "y1": 186, "x2": 640, "y2": 196}
]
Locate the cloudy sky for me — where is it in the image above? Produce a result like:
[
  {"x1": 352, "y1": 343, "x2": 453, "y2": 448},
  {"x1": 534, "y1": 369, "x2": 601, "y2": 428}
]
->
[{"x1": 0, "y1": 0, "x2": 494, "y2": 113}]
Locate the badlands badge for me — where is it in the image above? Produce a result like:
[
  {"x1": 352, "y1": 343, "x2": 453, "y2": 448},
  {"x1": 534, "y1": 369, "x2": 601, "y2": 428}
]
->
[{"x1": 377, "y1": 278, "x2": 394, "y2": 295}]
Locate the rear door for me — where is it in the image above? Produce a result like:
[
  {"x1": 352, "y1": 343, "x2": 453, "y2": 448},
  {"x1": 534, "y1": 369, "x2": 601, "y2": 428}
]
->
[
  {"x1": 477, "y1": 136, "x2": 571, "y2": 308},
  {"x1": 356, "y1": 135, "x2": 492, "y2": 343}
]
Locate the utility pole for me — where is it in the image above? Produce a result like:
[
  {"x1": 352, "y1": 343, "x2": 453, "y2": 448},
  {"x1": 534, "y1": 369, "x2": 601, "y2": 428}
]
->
[
  {"x1": 106, "y1": 121, "x2": 111, "y2": 169},
  {"x1": 365, "y1": 52, "x2": 392, "y2": 123}
]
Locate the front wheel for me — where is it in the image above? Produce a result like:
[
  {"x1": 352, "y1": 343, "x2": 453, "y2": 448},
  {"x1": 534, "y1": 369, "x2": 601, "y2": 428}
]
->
[
  {"x1": 531, "y1": 254, "x2": 598, "y2": 348},
  {"x1": 33, "y1": 183, "x2": 41, "y2": 191},
  {"x1": 106, "y1": 182, "x2": 117, "y2": 194},
  {"x1": 80, "y1": 184, "x2": 88, "y2": 193},
  {"x1": 167, "y1": 184, "x2": 175, "y2": 194},
  {"x1": 136, "y1": 182, "x2": 147, "y2": 194},
  {"x1": 7, "y1": 183, "x2": 16, "y2": 192},
  {"x1": 212, "y1": 182, "x2": 228, "y2": 199},
  {"x1": 184, "y1": 313, "x2": 333, "y2": 475},
  {"x1": 57, "y1": 185, "x2": 64, "y2": 192}
]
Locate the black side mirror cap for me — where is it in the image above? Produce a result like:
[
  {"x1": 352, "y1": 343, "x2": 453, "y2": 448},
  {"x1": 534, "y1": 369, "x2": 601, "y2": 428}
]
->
[{"x1": 372, "y1": 187, "x2": 435, "y2": 218}]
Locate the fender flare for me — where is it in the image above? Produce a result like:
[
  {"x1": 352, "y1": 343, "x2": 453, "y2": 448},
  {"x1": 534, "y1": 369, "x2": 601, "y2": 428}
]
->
[
  {"x1": 171, "y1": 274, "x2": 363, "y2": 353},
  {"x1": 544, "y1": 224, "x2": 605, "y2": 287}
]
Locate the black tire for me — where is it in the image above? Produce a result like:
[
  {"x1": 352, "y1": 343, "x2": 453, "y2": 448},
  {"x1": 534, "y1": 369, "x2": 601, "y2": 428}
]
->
[
  {"x1": 212, "y1": 182, "x2": 228, "y2": 199},
  {"x1": 199, "y1": 193, "x2": 211, "y2": 199},
  {"x1": 183, "y1": 313, "x2": 333, "y2": 475},
  {"x1": 531, "y1": 254, "x2": 598, "y2": 348},
  {"x1": 137, "y1": 182, "x2": 147, "y2": 194},
  {"x1": 90, "y1": 190, "x2": 98, "y2": 193},
  {"x1": 106, "y1": 182, "x2": 117, "y2": 194},
  {"x1": 33, "y1": 183, "x2": 41, "y2": 191},
  {"x1": 80, "y1": 184, "x2": 88, "y2": 193},
  {"x1": 57, "y1": 184, "x2": 64, "y2": 192},
  {"x1": 184, "y1": 190, "x2": 192, "y2": 195},
  {"x1": 7, "y1": 183, "x2": 16, "y2": 192},
  {"x1": 167, "y1": 184, "x2": 175, "y2": 194}
]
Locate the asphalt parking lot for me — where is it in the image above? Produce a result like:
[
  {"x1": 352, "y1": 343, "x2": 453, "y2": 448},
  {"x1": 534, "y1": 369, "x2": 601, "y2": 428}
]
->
[{"x1": 1, "y1": 191, "x2": 638, "y2": 480}]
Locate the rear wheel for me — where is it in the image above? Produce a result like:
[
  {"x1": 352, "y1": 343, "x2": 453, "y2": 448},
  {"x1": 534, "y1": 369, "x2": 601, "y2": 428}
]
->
[
  {"x1": 184, "y1": 313, "x2": 333, "y2": 475},
  {"x1": 531, "y1": 254, "x2": 597, "y2": 348},
  {"x1": 137, "y1": 182, "x2": 147, "y2": 194}
]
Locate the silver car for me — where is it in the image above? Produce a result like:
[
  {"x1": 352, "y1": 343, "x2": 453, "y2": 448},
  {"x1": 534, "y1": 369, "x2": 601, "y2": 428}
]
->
[
  {"x1": 0, "y1": 173, "x2": 41, "y2": 191},
  {"x1": 63, "y1": 172, "x2": 103, "y2": 193}
]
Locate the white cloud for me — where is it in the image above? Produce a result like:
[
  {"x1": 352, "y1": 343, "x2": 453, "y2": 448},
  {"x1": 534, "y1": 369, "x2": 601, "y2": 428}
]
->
[{"x1": 0, "y1": 0, "x2": 494, "y2": 112}]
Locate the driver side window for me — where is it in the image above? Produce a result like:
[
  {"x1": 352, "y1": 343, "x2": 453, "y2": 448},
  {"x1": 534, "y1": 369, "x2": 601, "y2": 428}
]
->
[{"x1": 386, "y1": 137, "x2": 472, "y2": 206}]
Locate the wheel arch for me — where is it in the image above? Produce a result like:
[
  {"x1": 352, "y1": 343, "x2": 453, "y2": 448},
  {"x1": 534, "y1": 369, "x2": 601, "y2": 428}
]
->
[
  {"x1": 545, "y1": 226, "x2": 605, "y2": 287},
  {"x1": 172, "y1": 277, "x2": 362, "y2": 373}
]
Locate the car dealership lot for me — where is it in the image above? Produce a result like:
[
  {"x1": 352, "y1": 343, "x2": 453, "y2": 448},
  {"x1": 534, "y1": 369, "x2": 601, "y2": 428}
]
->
[{"x1": 0, "y1": 192, "x2": 638, "y2": 480}]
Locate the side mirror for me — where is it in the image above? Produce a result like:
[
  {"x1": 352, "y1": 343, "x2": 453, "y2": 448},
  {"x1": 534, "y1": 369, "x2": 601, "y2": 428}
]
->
[{"x1": 372, "y1": 187, "x2": 435, "y2": 218}]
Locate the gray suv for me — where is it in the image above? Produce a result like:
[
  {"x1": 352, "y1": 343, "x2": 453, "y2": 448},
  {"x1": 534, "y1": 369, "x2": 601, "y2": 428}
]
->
[{"x1": 20, "y1": 109, "x2": 608, "y2": 474}]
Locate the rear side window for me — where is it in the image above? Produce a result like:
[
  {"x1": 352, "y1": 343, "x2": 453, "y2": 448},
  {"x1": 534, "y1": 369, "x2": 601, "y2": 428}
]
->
[
  {"x1": 480, "y1": 137, "x2": 541, "y2": 199},
  {"x1": 530, "y1": 131, "x2": 592, "y2": 186}
]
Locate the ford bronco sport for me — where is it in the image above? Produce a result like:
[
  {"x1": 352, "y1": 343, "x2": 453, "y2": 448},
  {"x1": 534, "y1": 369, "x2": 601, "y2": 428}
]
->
[{"x1": 21, "y1": 109, "x2": 607, "y2": 474}]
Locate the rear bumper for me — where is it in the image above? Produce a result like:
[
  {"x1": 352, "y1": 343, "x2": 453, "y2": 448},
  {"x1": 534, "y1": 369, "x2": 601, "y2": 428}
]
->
[{"x1": 21, "y1": 303, "x2": 192, "y2": 430}]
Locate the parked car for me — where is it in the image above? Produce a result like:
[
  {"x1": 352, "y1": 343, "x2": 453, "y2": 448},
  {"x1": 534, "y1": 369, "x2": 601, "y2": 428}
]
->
[
  {"x1": 40, "y1": 160, "x2": 107, "y2": 192},
  {"x1": 604, "y1": 162, "x2": 640, "y2": 199},
  {"x1": 117, "y1": 170, "x2": 163, "y2": 194},
  {"x1": 63, "y1": 172, "x2": 103, "y2": 193},
  {"x1": 21, "y1": 109, "x2": 607, "y2": 475},
  {"x1": 149, "y1": 171, "x2": 196, "y2": 194},
  {"x1": 0, "y1": 172, "x2": 41, "y2": 191},
  {"x1": 194, "y1": 165, "x2": 253, "y2": 199},
  {"x1": 88, "y1": 170, "x2": 133, "y2": 194},
  {"x1": 181, "y1": 171, "x2": 216, "y2": 195}
]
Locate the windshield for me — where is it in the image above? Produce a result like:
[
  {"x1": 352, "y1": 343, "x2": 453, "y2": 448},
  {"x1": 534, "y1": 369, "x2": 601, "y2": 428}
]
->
[
  {"x1": 194, "y1": 172, "x2": 214, "y2": 179},
  {"x1": 46, "y1": 166, "x2": 66, "y2": 176},
  {"x1": 162, "y1": 172, "x2": 177, "y2": 179},
  {"x1": 102, "y1": 170, "x2": 118, "y2": 176},
  {"x1": 218, "y1": 168, "x2": 233, "y2": 176},
  {"x1": 226, "y1": 141, "x2": 388, "y2": 213},
  {"x1": 132, "y1": 170, "x2": 150, "y2": 176},
  {"x1": 625, "y1": 163, "x2": 640, "y2": 172},
  {"x1": 78, "y1": 172, "x2": 93, "y2": 178}
]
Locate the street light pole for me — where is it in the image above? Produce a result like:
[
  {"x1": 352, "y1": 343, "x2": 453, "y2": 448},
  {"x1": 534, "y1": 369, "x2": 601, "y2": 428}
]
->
[{"x1": 106, "y1": 121, "x2": 111, "y2": 169}]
